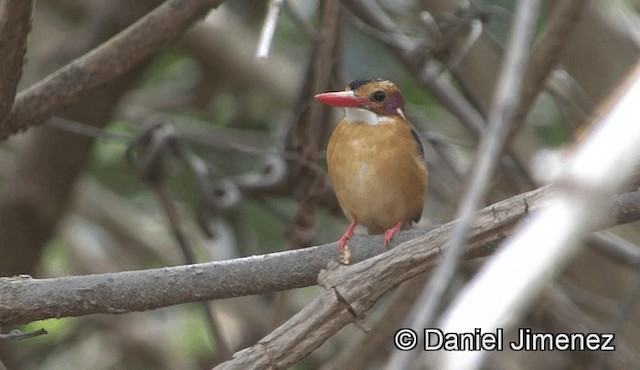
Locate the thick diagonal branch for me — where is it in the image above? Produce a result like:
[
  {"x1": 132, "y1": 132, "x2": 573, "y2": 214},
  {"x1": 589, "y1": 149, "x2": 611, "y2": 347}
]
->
[{"x1": 214, "y1": 188, "x2": 640, "y2": 370}]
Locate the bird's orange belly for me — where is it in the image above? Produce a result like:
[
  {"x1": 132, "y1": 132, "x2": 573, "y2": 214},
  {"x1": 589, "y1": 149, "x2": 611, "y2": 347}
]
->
[{"x1": 328, "y1": 133, "x2": 427, "y2": 234}]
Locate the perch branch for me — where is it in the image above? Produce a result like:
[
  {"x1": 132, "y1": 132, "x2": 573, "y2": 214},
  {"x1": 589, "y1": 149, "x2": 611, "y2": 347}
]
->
[
  {"x1": 0, "y1": 186, "x2": 547, "y2": 326},
  {"x1": 2, "y1": 187, "x2": 640, "y2": 368}
]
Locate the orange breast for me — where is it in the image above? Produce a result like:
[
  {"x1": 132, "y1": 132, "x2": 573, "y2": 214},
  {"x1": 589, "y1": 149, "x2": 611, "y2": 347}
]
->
[{"x1": 327, "y1": 119, "x2": 428, "y2": 234}]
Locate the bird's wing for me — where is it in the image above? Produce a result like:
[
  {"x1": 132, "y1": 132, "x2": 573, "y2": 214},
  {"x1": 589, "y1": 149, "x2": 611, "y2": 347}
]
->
[
  {"x1": 409, "y1": 127, "x2": 426, "y2": 223},
  {"x1": 410, "y1": 127, "x2": 425, "y2": 162}
]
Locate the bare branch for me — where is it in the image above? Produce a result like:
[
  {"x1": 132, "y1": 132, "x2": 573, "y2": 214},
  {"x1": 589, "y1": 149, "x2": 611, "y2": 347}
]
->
[
  {"x1": 0, "y1": 0, "x2": 225, "y2": 140},
  {"x1": 255, "y1": 0, "x2": 284, "y2": 61},
  {"x1": 589, "y1": 231, "x2": 640, "y2": 268},
  {"x1": 0, "y1": 328, "x2": 47, "y2": 341},
  {"x1": 0, "y1": 0, "x2": 33, "y2": 122}
]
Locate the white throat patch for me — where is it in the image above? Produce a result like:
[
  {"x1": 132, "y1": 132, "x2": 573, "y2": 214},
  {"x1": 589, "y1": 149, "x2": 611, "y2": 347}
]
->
[{"x1": 344, "y1": 107, "x2": 393, "y2": 126}]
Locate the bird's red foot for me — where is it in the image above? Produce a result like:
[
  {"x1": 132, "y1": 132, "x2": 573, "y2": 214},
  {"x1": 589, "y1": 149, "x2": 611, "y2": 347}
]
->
[
  {"x1": 337, "y1": 220, "x2": 357, "y2": 264},
  {"x1": 384, "y1": 221, "x2": 403, "y2": 248}
]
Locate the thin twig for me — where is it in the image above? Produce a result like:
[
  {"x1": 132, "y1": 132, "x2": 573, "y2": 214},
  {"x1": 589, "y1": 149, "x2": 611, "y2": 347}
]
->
[
  {"x1": 255, "y1": 0, "x2": 284, "y2": 61},
  {"x1": 0, "y1": 328, "x2": 47, "y2": 340},
  {"x1": 46, "y1": 115, "x2": 133, "y2": 141},
  {"x1": 588, "y1": 232, "x2": 640, "y2": 268},
  {"x1": 283, "y1": 0, "x2": 339, "y2": 248},
  {"x1": 510, "y1": 0, "x2": 588, "y2": 135},
  {"x1": 0, "y1": 329, "x2": 48, "y2": 340},
  {"x1": 386, "y1": 1, "x2": 540, "y2": 368}
]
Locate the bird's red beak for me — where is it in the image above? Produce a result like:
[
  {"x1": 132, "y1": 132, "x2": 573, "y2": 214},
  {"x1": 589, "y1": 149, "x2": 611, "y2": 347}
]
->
[{"x1": 315, "y1": 90, "x2": 368, "y2": 107}]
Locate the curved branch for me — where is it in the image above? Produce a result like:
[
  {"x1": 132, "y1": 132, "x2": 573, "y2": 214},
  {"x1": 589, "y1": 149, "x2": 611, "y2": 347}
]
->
[{"x1": 0, "y1": 0, "x2": 225, "y2": 139}]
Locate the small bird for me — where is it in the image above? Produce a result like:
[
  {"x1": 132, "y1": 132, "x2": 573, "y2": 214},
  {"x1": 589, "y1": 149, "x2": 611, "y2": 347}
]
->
[{"x1": 315, "y1": 79, "x2": 428, "y2": 264}]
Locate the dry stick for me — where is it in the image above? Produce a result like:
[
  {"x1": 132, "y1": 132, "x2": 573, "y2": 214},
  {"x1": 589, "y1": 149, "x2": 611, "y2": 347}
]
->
[
  {"x1": 386, "y1": 1, "x2": 540, "y2": 369},
  {"x1": 439, "y1": 63, "x2": 640, "y2": 369},
  {"x1": 275, "y1": 0, "x2": 340, "y2": 326},
  {"x1": 0, "y1": 0, "x2": 225, "y2": 139},
  {"x1": 589, "y1": 232, "x2": 640, "y2": 268},
  {"x1": 0, "y1": 0, "x2": 33, "y2": 122},
  {"x1": 255, "y1": 0, "x2": 284, "y2": 61},
  {"x1": 284, "y1": 0, "x2": 339, "y2": 250},
  {"x1": 0, "y1": 328, "x2": 47, "y2": 341}
]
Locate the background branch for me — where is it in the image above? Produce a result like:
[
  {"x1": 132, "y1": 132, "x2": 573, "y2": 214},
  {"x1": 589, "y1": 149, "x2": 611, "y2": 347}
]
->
[
  {"x1": 0, "y1": 0, "x2": 224, "y2": 139},
  {"x1": 0, "y1": 0, "x2": 33, "y2": 123},
  {"x1": 510, "y1": 0, "x2": 587, "y2": 129}
]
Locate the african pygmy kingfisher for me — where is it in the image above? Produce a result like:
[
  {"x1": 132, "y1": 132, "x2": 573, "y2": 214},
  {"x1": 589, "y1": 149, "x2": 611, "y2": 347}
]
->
[{"x1": 315, "y1": 79, "x2": 428, "y2": 264}]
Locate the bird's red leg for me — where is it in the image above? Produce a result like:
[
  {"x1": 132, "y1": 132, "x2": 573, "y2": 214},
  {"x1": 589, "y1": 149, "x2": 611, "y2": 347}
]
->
[
  {"x1": 384, "y1": 221, "x2": 403, "y2": 248},
  {"x1": 337, "y1": 220, "x2": 357, "y2": 264}
]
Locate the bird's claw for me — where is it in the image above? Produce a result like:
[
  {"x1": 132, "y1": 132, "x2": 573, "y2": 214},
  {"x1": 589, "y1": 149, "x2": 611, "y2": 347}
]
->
[
  {"x1": 339, "y1": 246, "x2": 351, "y2": 265},
  {"x1": 338, "y1": 237, "x2": 351, "y2": 264},
  {"x1": 383, "y1": 221, "x2": 403, "y2": 249}
]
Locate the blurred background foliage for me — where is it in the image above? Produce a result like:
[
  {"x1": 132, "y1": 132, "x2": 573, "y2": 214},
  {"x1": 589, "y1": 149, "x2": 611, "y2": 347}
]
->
[{"x1": 2, "y1": 0, "x2": 640, "y2": 369}]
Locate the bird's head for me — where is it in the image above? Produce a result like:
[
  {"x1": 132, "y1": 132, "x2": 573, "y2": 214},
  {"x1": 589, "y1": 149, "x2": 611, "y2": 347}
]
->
[{"x1": 315, "y1": 79, "x2": 406, "y2": 125}]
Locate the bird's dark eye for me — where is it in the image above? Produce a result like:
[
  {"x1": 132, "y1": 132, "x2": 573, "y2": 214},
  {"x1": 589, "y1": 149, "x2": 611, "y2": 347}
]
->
[{"x1": 371, "y1": 90, "x2": 386, "y2": 102}]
